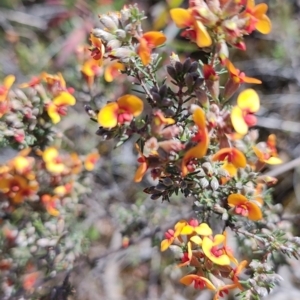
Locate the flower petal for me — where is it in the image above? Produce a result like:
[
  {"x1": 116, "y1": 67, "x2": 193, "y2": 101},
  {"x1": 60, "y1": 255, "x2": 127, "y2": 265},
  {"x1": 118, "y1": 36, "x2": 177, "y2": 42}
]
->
[
  {"x1": 195, "y1": 223, "x2": 212, "y2": 236},
  {"x1": 134, "y1": 162, "x2": 148, "y2": 182},
  {"x1": 161, "y1": 239, "x2": 172, "y2": 251},
  {"x1": 53, "y1": 92, "x2": 76, "y2": 106},
  {"x1": 194, "y1": 20, "x2": 212, "y2": 47},
  {"x1": 97, "y1": 102, "x2": 119, "y2": 128},
  {"x1": 237, "y1": 89, "x2": 260, "y2": 112},
  {"x1": 117, "y1": 94, "x2": 144, "y2": 117},
  {"x1": 265, "y1": 156, "x2": 282, "y2": 165},
  {"x1": 4, "y1": 75, "x2": 15, "y2": 90},
  {"x1": 256, "y1": 14, "x2": 272, "y2": 34},
  {"x1": 231, "y1": 106, "x2": 248, "y2": 135},
  {"x1": 193, "y1": 107, "x2": 206, "y2": 129},
  {"x1": 180, "y1": 275, "x2": 195, "y2": 286},
  {"x1": 228, "y1": 194, "x2": 248, "y2": 206},
  {"x1": 190, "y1": 235, "x2": 202, "y2": 245},
  {"x1": 243, "y1": 76, "x2": 262, "y2": 84},
  {"x1": 181, "y1": 225, "x2": 194, "y2": 235},
  {"x1": 142, "y1": 31, "x2": 167, "y2": 47},
  {"x1": 170, "y1": 8, "x2": 193, "y2": 28},
  {"x1": 247, "y1": 201, "x2": 263, "y2": 221},
  {"x1": 254, "y1": 3, "x2": 268, "y2": 17}
]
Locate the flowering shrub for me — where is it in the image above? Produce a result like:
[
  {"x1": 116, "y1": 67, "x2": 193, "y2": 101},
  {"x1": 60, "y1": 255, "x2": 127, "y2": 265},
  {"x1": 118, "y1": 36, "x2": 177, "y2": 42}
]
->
[
  {"x1": 1, "y1": 0, "x2": 300, "y2": 299},
  {"x1": 85, "y1": 1, "x2": 299, "y2": 299}
]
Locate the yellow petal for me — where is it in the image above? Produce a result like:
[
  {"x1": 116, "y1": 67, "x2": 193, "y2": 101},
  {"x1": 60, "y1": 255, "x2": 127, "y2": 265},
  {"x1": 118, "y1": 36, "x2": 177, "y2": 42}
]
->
[
  {"x1": 193, "y1": 107, "x2": 206, "y2": 129},
  {"x1": 222, "y1": 161, "x2": 237, "y2": 177},
  {"x1": 161, "y1": 239, "x2": 172, "y2": 251},
  {"x1": 97, "y1": 102, "x2": 119, "y2": 128},
  {"x1": 231, "y1": 106, "x2": 248, "y2": 135},
  {"x1": 265, "y1": 157, "x2": 282, "y2": 165},
  {"x1": 237, "y1": 89, "x2": 260, "y2": 112},
  {"x1": 42, "y1": 147, "x2": 59, "y2": 163},
  {"x1": 47, "y1": 103, "x2": 61, "y2": 124},
  {"x1": 213, "y1": 234, "x2": 225, "y2": 245},
  {"x1": 181, "y1": 225, "x2": 194, "y2": 235},
  {"x1": 174, "y1": 220, "x2": 187, "y2": 235},
  {"x1": 247, "y1": 201, "x2": 262, "y2": 221},
  {"x1": 170, "y1": 8, "x2": 193, "y2": 28},
  {"x1": 4, "y1": 75, "x2": 15, "y2": 90},
  {"x1": 117, "y1": 94, "x2": 144, "y2": 117},
  {"x1": 194, "y1": 20, "x2": 212, "y2": 48},
  {"x1": 190, "y1": 235, "x2": 202, "y2": 245},
  {"x1": 195, "y1": 223, "x2": 212, "y2": 236},
  {"x1": 254, "y1": 3, "x2": 268, "y2": 17},
  {"x1": 53, "y1": 91, "x2": 76, "y2": 106},
  {"x1": 256, "y1": 15, "x2": 272, "y2": 34}
]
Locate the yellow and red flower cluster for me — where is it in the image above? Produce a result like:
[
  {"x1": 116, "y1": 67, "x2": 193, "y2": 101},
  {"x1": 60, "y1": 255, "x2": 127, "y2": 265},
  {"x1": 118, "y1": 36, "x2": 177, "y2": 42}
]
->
[
  {"x1": 161, "y1": 219, "x2": 248, "y2": 299},
  {"x1": 19, "y1": 72, "x2": 76, "y2": 124},
  {"x1": 0, "y1": 148, "x2": 100, "y2": 217},
  {"x1": 170, "y1": 0, "x2": 271, "y2": 61},
  {"x1": 0, "y1": 75, "x2": 15, "y2": 118}
]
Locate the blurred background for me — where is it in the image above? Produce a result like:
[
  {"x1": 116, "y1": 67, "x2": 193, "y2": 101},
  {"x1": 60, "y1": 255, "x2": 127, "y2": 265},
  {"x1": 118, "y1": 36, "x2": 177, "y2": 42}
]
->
[{"x1": 1, "y1": 0, "x2": 300, "y2": 299}]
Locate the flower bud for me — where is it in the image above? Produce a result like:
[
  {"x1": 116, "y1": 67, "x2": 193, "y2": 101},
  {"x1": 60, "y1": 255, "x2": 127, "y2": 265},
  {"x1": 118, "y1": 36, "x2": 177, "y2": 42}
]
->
[
  {"x1": 99, "y1": 15, "x2": 118, "y2": 32},
  {"x1": 115, "y1": 29, "x2": 127, "y2": 40},
  {"x1": 195, "y1": 88, "x2": 209, "y2": 108},
  {"x1": 109, "y1": 48, "x2": 135, "y2": 61},
  {"x1": 106, "y1": 39, "x2": 122, "y2": 51},
  {"x1": 92, "y1": 28, "x2": 115, "y2": 42},
  {"x1": 223, "y1": 78, "x2": 240, "y2": 101}
]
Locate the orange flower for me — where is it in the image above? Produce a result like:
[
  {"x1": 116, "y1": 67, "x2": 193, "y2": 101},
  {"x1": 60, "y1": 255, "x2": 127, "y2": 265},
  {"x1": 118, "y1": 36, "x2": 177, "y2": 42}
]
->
[
  {"x1": 84, "y1": 152, "x2": 100, "y2": 171},
  {"x1": 19, "y1": 76, "x2": 42, "y2": 89},
  {"x1": 161, "y1": 220, "x2": 186, "y2": 251},
  {"x1": 81, "y1": 58, "x2": 102, "y2": 87},
  {"x1": 253, "y1": 134, "x2": 282, "y2": 165},
  {"x1": 53, "y1": 183, "x2": 73, "y2": 197},
  {"x1": 180, "y1": 274, "x2": 216, "y2": 291},
  {"x1": 231, "y1": 89, "x2": 260, "y2": 135},
  {"x1": 46, "y1": 91, "x2": 76, "y2": 124},
  {"x1": 0, "y1": 175, "x2": 38, "y2": 204},
  {"x1": 231, "y1": 260, "x2": 248, "y2": 290},
  {"x1": 182, "y1": 107, "x2": 209, "y2": 176},
  {"x1": 0, "y1": 75, "x2": 15, "y2": 118},
  {"x1": 212, "y1": 147, "x2": 246, "y2": 176},
  {"x1": 226, "y1": 60, "x2": 261, "y2": 84},
  {"x1": 170, "y1": 8, "x2": 212, "y2": 48},
  {"x1": 98, "y1": 94, "x2": 143, "y2": 128},
  {"x1": 138, "y1": 31, "x2": 166, "y2": 65},
  {"x1": 8, "y1": 148, "x2": 34, "y2": 177},
  {"x1": 104, "y1": 62, "x2": 125, "y2": 82},
  {"x1": 244, "y1": 0, "x2": 271, "y2": 34},
  {"x1": 42, "y1": 147, "x2": 66, "y2": 174},
  {"x1": 180, "y1": 219, "x2": 212, "y2": 236},
  {"x1": 202, "y1": 234, "x2": 231, "y2": 266},
  {"x1": 41, "y1": 72, "x2": 67, "y2": 92},
  {"x1": 90, "y1": 33, "x2": 105, "y2": 62},
  {"x1": 178, "y1": 241, "x2": 193, "y2": 267},
  {"x1": 228, "y1": 194, "x2": 262, "y2": 221},
  {"x1": 134, "y1": 144, "x2": 160, "y2": 182},
  {"x1": 22, "y1": 271, "x2": 41, "y2": 292},
  {"x1": 41, "y1": 194, "x2": 60, "y2": 216}
]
